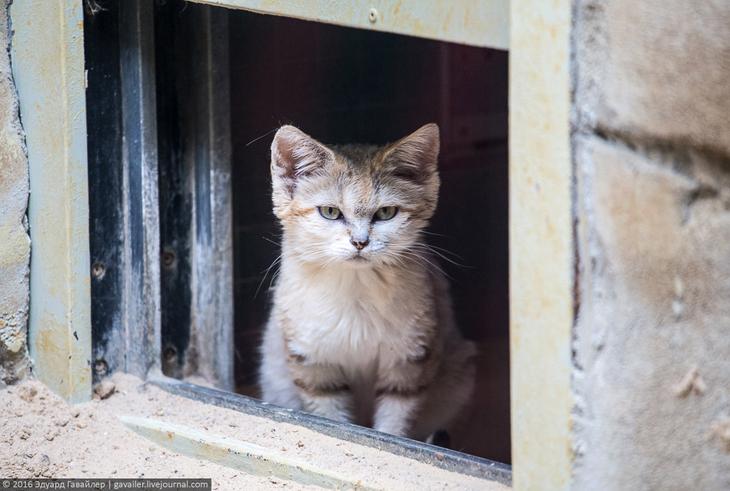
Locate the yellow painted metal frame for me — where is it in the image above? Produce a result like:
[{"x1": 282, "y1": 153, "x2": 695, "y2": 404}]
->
[
  {"x1": 10, "y1": 0, "x2": 92, "y2": 403},
  {"x1": 509, "y1": 0, "x2": 574, "y2": 489},
  {"x1": 190, "y1": 0, "x2": 509, "y2": 50}
]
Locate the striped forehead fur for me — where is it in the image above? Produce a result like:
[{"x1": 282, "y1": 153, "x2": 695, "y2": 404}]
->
[{"x1": 270, "y1": 124, "x2": 441, "y2": 222}]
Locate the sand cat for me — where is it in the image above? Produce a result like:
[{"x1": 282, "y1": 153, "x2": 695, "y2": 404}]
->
[{"x1": 259, "y1": 123, "x2": 475, "y2": 441}]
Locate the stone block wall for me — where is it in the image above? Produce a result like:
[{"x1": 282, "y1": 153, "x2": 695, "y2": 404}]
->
[
  {"x1": 0, "y1": 0, "x2": 30, "y2": 385},
  {"x1": 573, "y1": 1, "x2": 730, "y2": 489}
]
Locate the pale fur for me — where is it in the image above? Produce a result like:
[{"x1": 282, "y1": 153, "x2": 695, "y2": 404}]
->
[{"x1": 259, "y1": 124, "x2": 475, "y2": 441}]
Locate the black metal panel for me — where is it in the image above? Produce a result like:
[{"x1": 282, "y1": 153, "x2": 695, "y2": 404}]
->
[
  {"x1": 118, "y1": 0, "x2": 161, "y2": 378},
  {"x1": 186, "y1": 5, "x2": 234, "y2": 390},
  {"x1": 85, "y1": 0, "x2": 160, "y2": 381},
  {"x1": 84, "y1": 0, "x2": 125, "y2": 380},
  {"x1": 155, "y1": 0, "x2": 193, "y2": 379},
  {"x1": 152, "y1": 377, "x2": 512, "y2": 486},
  {"x1": 155, "y1": 0, "x2": 233, "y2": 388},
  {"x1": 87, "y1": 0, "x2": 232, "y2": 386}
]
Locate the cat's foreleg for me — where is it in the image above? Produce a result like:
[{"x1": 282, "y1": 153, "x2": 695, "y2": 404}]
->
[
  {"x1": 288, "y1": 359, "x2": 354, "y2": 423},
  {"x1": 373, "y1": 354, "x2": 435, "y2": 438},
  {"x1": 373, "y1": 390, "x2": 425, "y2": 437}
]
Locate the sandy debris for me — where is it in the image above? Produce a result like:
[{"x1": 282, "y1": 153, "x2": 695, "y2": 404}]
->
[
  {"x1": 0, "y1": 374, "x2": 509, "y2": 490},
  {"x1": 93, "y1": 380, "x2": 116, "y2": 400},
  {"x1": 0, "y1": 378, "x2": 300, "y2": 490}
]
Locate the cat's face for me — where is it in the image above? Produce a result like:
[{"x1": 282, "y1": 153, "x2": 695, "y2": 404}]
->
[{"x1": 270, "y1": 124, "x2": 440, "y2": 268}]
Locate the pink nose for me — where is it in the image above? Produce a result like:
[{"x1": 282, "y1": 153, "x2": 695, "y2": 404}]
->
[{"x1": 351, "y1": 239, "x2": 369, "y2": 251}]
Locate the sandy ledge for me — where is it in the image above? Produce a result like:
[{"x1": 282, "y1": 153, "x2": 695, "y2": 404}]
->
[{"x1": 0, "y1": 373, "x2": 509, "y2": 490}]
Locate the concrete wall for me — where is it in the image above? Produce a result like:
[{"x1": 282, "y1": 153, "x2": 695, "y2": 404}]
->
[
  {"x1": 573, "y1": 1, "x2": 730, "y2": 489},
  {"x1": 0, "y1": 0, "x2": 30, "y2": 385}
]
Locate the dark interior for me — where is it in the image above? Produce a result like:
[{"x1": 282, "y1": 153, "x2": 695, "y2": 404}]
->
[
  {"x1": 84, "y1": 0, "x2": 509, "y2": 465},
  {"x1": 227, "y1": 11, "x2": 510, "y2": 462}
]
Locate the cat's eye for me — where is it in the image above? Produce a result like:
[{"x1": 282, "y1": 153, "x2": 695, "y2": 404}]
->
[
  {"x1": 318, "y1": 206, "x2": 342, "y2": 220},
  {"x1": 374, "y1": 206, "x2": 398, "y2": 221}
]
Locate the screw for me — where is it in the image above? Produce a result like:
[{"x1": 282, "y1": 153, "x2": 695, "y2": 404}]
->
[
  {"x1": 162, "y1": 249, "x2": 176, "y2": 268},
  {"x1": 368, "y1": 8, "x2": 378, "y2": 24},
  {"x1": 94, "y1": 359, "x2": 108, "y2": 376},
  {"x1": 91, "y1": 261, "x2": 106, "y2": 280},
  {"x1": 163, "y1": 345, "x2": 178, "y2": 363}
]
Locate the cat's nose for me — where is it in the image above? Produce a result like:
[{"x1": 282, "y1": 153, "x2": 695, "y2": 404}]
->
[{"x1": 350, "y1": 238, "x2": 369, "y2": 251}]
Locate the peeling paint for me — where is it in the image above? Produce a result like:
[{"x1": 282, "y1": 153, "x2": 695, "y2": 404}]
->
[{"x1": 510, "y1": 0, "x2": 573, "y2": 490}]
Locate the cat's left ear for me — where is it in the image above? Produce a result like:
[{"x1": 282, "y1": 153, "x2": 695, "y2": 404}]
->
[{"x1": 382, "y1": 123, "x2": 440, "y2": 182}]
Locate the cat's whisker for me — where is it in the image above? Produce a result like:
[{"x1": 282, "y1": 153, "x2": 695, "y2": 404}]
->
[
  {"x1": 261, "y1": 236, "x2": 282, "y2": 247},
  {"x1": 413, "y1": 251, "x2": 450, "y2": 276},
  {"x1": 421, "y1": 230, "x2": 449, "y2": 238},
  {"x1": 416, "y1": 242, "x2": 464, "y2": 260},
  {"x1": 405, "y1": 256, "x2": 448, "y2": 280},
  {"x1": 392, "y1": 249, "x2": 451, "y2": 279},
  {"x1": 255, "y1": 254, "x2": 282, "y2": 298},
  {"x1": 268, "y1": 267, "x2": 281, "y2": 290},
  {"x1": 245, "y1": 127, "x2": 279, "y2": 147},
  {"x1": 411, "y1": 243, "x2": 468, "y2": 268},
  {"x1": 382, "y1": 251, "x2": 408, "y2": 269}
]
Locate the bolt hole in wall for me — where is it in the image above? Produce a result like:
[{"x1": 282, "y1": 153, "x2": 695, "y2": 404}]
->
[{"x1": 85, "y1": 0, "x2": 509, "y2": 464}]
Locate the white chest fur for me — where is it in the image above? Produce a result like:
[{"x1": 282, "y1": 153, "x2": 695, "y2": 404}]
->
[{"x1": 275, "y1": 261, "x2": 430, "y2": 370}]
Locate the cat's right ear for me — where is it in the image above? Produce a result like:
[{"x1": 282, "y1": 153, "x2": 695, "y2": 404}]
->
[{"x1": 271, "y1": 126, "x2": 334, "y2": 197}]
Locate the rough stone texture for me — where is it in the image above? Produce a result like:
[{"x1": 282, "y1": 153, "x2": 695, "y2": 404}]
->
[
  {"x1": 573, "y1": 136, "x2": 730, "y2": 490},
  {"x1": 0, "y1": 0, "x2": 30, "y2": 385},
  {"x1": 575, "y1": 0, "x2": 730, "y2": 156},
  {"x1": 573, "y1": 1, "x2": 730, "y2": 488}
]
